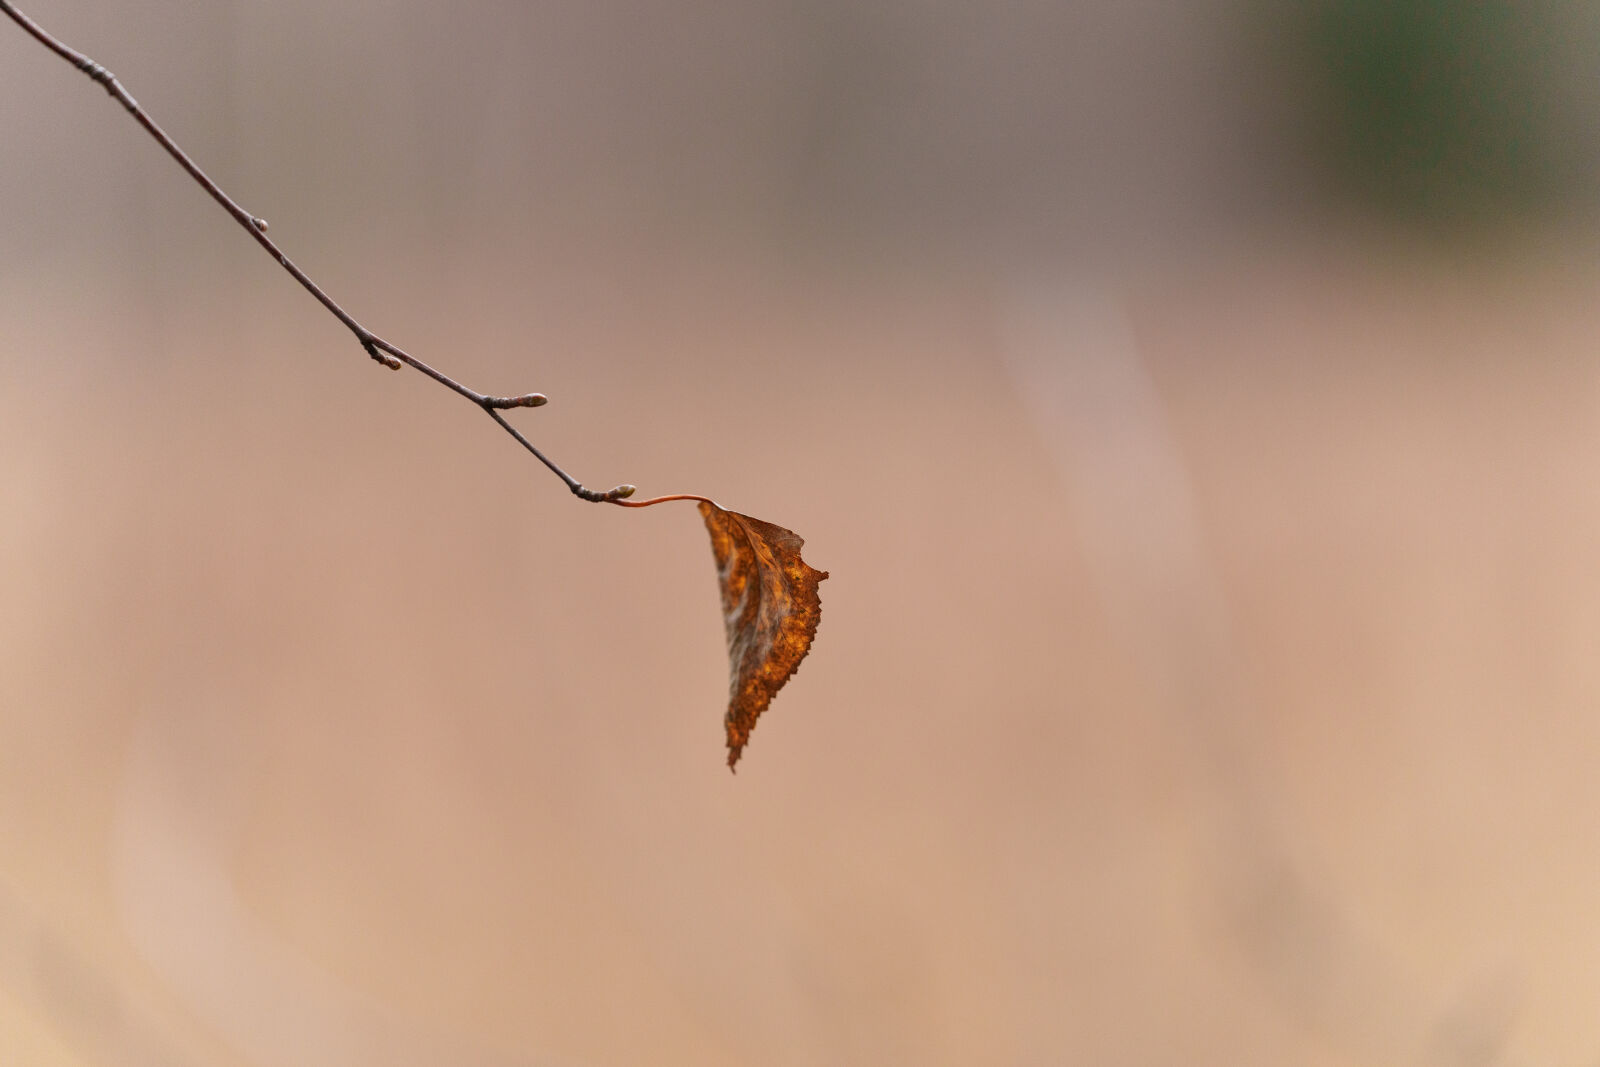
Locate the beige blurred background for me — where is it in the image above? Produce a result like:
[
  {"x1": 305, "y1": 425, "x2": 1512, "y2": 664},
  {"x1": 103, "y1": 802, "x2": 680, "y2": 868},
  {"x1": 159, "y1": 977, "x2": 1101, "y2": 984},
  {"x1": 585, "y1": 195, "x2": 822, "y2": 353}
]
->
[{"x1": 5, "y1": 2, "x2": 1600, "y2": 1064}]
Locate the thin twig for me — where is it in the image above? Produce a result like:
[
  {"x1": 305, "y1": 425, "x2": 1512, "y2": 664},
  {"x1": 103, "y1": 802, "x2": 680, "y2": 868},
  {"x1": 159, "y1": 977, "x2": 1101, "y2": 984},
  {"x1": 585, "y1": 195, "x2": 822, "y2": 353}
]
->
[{"x1": 0, "y1": 0, "x2": 639, "y2": 504}]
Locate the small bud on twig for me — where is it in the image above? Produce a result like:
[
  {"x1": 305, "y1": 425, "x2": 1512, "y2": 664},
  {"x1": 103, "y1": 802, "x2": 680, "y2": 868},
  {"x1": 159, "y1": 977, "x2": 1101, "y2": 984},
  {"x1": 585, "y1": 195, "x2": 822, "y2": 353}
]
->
[
  {"x1": 360, "y1": 339, "x2": 402, "y2": 370},
  {"x1": 483, "y1": 393, "x2": 548, "y2": 409}
]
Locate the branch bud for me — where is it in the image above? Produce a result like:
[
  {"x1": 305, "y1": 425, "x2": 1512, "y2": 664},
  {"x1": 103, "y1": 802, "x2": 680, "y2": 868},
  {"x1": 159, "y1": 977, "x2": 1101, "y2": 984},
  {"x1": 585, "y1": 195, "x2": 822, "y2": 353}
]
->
[{"x1": 361, "y1": 339, "x2": 402, "y2": 370}]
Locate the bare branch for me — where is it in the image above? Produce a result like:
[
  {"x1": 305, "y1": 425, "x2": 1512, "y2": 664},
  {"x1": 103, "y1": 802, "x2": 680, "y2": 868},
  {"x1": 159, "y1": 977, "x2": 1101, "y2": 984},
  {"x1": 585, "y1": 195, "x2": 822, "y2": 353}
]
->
[{"x1": 0, "y1": 0, "x2": 637, "y2": 504}]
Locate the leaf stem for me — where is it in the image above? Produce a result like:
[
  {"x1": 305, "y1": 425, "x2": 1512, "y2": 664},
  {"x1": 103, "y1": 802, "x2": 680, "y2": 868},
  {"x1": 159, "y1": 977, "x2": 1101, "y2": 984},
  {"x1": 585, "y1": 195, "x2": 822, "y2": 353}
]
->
[
  {"x1": 0, "y1": 0, "x2": 636, "y2": 504},
  {"x1": 610, "y1": 493, "x2": 717, "y2": 509}
]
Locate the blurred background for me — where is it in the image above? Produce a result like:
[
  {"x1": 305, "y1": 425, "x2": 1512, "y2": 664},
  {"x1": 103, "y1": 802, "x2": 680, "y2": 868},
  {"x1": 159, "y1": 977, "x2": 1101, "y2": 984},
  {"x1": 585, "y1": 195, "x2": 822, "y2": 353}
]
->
[{"x1": 4, "y1": 1, "x2": 1600, "y2": 1063}]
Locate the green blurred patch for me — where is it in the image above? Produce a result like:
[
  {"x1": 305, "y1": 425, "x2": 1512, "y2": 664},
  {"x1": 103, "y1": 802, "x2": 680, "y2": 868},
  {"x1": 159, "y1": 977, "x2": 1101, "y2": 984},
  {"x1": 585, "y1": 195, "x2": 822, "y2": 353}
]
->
[{"x1": 1299, "y1": 0, "x2": 1577, "y2": 226}]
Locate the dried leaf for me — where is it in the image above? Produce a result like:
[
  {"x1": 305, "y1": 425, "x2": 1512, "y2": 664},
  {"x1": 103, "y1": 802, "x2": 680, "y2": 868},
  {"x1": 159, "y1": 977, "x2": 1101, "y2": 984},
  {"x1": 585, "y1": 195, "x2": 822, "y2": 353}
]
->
[{"x1": 699, "y1": 501, "x2": 828, "y2": 770}]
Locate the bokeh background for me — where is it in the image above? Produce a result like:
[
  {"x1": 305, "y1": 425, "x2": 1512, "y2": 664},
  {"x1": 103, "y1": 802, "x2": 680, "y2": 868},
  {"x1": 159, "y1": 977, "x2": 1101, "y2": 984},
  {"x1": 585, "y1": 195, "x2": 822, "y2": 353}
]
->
[{"x1": 5, "y1": 2, "x2": 1600, "y2": 1064}]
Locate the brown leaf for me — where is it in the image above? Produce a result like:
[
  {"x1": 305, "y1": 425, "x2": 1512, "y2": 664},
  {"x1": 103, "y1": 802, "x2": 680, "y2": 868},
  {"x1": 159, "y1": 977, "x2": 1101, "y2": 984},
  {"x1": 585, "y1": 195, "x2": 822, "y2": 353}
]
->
[{"x1": 699, "y1": 502, "x2": 828, "y2": 770}]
